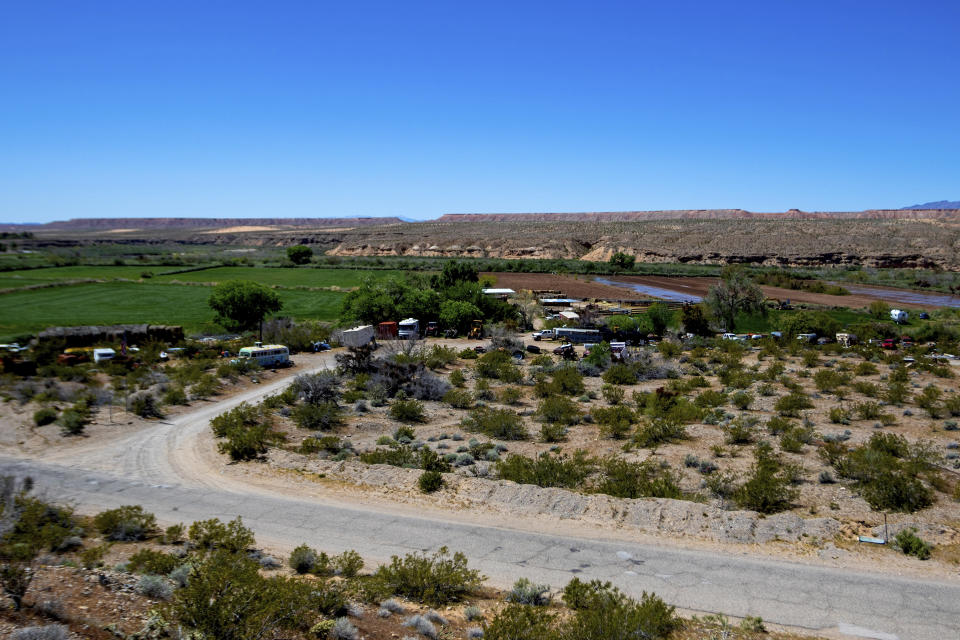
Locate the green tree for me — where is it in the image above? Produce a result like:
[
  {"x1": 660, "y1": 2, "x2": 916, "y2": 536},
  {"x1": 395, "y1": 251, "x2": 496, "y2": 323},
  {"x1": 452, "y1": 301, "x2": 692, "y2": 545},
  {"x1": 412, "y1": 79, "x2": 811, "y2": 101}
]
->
[
  {"x1": 209, "y1": 281, "x2": 282, "y2": 339},
  {"x1": 286, "y1": 245, "x2": 313, "y2": 265},
  {"x1": 780, "y1": 310, "x2": 840, "y2": 338},
  {"x1": 646, "y1": 303, "x2": 674, "y2": 336},
  {"x1": 868, "y1": 299, "x2": 891, "y2": 320},
  {"x1": 679, "y1": 303, "x2": 711, "y2": 336},
  {"x1": 431, "y1": 261, "x2": 479, "y2": 290},
  {"x1": 704, "y1": 266, "x2": 766, "y2": 331},
  {"x1": 439, "y1": 300, "x2": 483, "y2": 333},
  {"x1": 609, "y1": 252, "x2": 636, "y2": 270}
]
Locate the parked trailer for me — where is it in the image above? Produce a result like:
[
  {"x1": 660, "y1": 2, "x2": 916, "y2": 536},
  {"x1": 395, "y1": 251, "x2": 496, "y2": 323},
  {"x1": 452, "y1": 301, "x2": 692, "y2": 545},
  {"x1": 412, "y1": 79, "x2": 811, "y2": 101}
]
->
[
  {"x1": 552, "y1": 327, "x2": 603, "y2": 344},
  {"x1": 836, "y1": 333, "x2": 858, "y2": 347},
  {"x1": 377, "y1": 322, "x2": 398, "y2": 339},
  {"x1": 890, "y1": 309, "x2": 909, "y2": 324},
  {"x1": 340, "y1": 325, "x2": 376, "y2": 348}
]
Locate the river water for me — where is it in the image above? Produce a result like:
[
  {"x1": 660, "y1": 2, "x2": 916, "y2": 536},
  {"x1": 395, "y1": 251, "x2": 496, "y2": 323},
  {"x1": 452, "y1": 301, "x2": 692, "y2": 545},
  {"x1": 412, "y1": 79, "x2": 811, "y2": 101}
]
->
[{"x1": 594, "y1": 278, "x2": 703, "y2": 302}]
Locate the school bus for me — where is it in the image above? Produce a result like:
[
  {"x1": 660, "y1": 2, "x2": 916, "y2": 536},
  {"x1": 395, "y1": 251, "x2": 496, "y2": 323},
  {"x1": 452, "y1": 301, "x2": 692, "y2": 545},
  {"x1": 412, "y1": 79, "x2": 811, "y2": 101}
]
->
[{"x1": 237, "y1": 343, "x2": 290, "y2": 367}]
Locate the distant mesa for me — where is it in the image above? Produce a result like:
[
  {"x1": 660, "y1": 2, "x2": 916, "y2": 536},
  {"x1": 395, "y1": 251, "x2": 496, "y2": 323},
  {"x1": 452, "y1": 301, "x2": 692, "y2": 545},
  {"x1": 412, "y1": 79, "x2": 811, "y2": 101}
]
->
[
  {"x1": 39, "y1": 216, "x2": 403, "y2": 230},
  {"x1": 902, "y1": 200, "x2": 960, "y2": 210}
]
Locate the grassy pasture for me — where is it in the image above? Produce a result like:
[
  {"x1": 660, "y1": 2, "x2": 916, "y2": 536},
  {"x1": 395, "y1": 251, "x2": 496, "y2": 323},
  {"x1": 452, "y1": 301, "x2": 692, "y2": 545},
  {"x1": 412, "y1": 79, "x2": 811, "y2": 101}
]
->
[
  {"x1": 153, "y1": 266, "x2": 408, "y2": 287},
  {"x1": 0, "y1": 281, "x2": 346, "y2": 341}
]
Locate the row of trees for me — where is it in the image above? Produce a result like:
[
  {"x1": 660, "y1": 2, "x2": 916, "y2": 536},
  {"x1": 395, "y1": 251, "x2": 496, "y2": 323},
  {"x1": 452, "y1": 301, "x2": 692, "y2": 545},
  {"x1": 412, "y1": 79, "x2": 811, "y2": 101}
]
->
[{"x1": 340, "y1": 262, "x2": 519, "y2": 332}]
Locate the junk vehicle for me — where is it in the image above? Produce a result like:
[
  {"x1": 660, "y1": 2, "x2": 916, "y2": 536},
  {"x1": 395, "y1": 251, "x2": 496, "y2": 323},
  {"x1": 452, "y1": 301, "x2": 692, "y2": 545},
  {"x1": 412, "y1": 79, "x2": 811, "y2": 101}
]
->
[
  {"x1": 468, "y1": 320, "x2": 483, "y2": 340},
  {"x1": 552, "y1": 327, "x2": 602, "y2": 344},
  {"x1": 237, "y1": 342, "x2": 290, "y2": 367},
  {"x1": 398, "y1": 318, "x2": 419, "y2": 340}
]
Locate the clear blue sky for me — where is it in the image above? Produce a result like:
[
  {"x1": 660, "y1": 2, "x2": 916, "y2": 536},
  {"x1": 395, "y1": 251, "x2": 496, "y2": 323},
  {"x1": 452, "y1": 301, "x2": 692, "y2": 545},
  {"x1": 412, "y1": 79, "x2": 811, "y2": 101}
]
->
[{"x1": 2, "y1": 1, "x2": 958, "y2": 223}]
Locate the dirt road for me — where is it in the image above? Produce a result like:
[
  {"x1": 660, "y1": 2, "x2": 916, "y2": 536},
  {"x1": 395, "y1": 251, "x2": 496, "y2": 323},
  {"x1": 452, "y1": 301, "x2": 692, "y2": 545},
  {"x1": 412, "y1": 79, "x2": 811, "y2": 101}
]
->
[{"x1": 3, "y1": 351, "x2": 960, "y2": 639}]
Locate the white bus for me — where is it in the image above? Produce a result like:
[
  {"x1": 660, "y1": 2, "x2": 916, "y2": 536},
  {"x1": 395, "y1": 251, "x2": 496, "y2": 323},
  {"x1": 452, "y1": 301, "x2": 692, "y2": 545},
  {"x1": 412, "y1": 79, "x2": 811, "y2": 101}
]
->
[{"x1": 237, "y1": 343, "x2": 290, "y2": 368}]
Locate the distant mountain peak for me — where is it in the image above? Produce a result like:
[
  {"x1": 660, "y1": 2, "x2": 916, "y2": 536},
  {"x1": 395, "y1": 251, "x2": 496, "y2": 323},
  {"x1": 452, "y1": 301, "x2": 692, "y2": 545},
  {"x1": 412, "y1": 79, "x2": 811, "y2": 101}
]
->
[{"x1": 902, "y1": 200, "x2": 960, "y2": 210}]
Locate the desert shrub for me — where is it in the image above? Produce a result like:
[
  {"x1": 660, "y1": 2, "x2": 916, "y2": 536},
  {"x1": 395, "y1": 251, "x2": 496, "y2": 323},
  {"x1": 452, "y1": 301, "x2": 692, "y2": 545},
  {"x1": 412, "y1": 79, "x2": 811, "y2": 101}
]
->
[
  {"x1": 58, "y1": 407, "x2": 89, "y2": 436},
  {"x1": 565, "y1": 585, "x2": 677, "y2": 640},
  {"x1": 163, "y1": 385, "x2": 189, "y2": 405},
  {"x1": 162, "y1": 523, "x2": 185, "y2": 545},
  {"x1": 894, "y1": 528, "x2": 932, "y2": 560},
  {"x1": 139, "y1": 574, "x2": 173, "y2": 600},
  {"x1": 33, "y1": 408, "x2": 58, "y2": 426},
  {"x1": 94, "y1": 505, "x2": 157, "y2": 541},
  {"x1": 218, "y1": 420, "x2": 282, "y2": 461},
  {"x1": 458, "y1": 348, "x2": 478, "y2": 359},
  {"x1": 942, "y1": 394, "x2": 960, "y2": 416},
  {"x1": 733, "y1": 442, "x2": 799, "y2": 514},
  {"x1": 852, "y1": 381, "x2": 880, "y2": 397},
  {"x1": 131, "y1": 392, "x2": 164, "y2": 418},
  {"x1": 128, "y1": 549, "x2": 180, "y2": 575},
  {"x1": 764, "y1": 416, "x2": 793, "y2": 436},
  {"x1": 483, "y1": 603, "x2": 556, "y2": 640},
  {"x1": 210, "y1": 402, "x2": 266, "y2": 437},
  {"x1": 813, "y1": 369, "x2": 849, "y2": 394},
  {"x1": 724, "y1": 416, "x2": 758, "y2": 445},
  {"x1": 403, "y1": 614, "x2": 437, "y2": 638},
  {"x1": 829, "y1": 406, "x2": 851, "y2": 424},
  {"x1": 549, "y1": 366, "x2": 585, "y2": 396},
  {"x1": 449, "y1": 368, "x2": 466, "y2": 387},
  {"x1": 916, "y1": 385, "x2": 943, "y2": 418},
  {"x1": 854, "y1": 401, "x2": 883, "y2": 420},
  {"x1": 389, "y1": 394, "x2": 426, "y2": 423},
  {"x1": 187, "y1": 517, "x2": 255, "y2": 553},
  {"x1": 190, "y1": 373, "x2": 221, "y2": 399},
  {"x1": 292, "y1": 401, "x2": 343, "y2": 430},
  {"x1": 825, "y1": 434, "x2": 935, "y2": 512},
  {"x1": 602, "y1": 363, "x2": 636, "y2": 385},
  {"x1": 443, "y1": 388, "x2": 474, "y2": 409},
  {"x1": 598, "y1": 384, "x2": 623, "y2": 406},
  {"x1": 79, "y1": 543, "x2": 109, "y2": 569},
  {"x1": 394, "y1": 425, "x2": 416, "y2": 442},
  {"x1": 593, "y1": 405, "x2": 634, "y2": 439},
  {"x1": 289, "y1": 544, "x2": 319, "y2": 574},
  {"x1": 425, "y1": 344, "x2": 459, "y2": 369},
  {"x1": 507, "y1": 577, "x2": 551, "y2": 606},
  {"x1": 461, "y1": 406, "x2": 528, "y2": 440},
  {"x1": 497, "y1": 386, "x2": 522, "y2": 405},
  {"x1": 292, "y1": 371, "x2": 341, "y2": 405},
  {"x1": 775, "y1": 392, "x2": 814, "y2": 417},
  {"x1": 539, "y1": 422, "x2": 568, "y2": 443},
  {"x1": 780, "y1": 425, "x2": 815, "y2": 453},
  {"x1": 408, "y1": 371, "x2": 452, "y2": 401},
  {"x1": 419, "y1": 470, "x2": 445, "y2": 493},
  {"x1": 730, "y1": 391, "x2": 753, "y2": 410},
  {"x1": 593, "y1": 458, "x2": 683, "y2": 500},
  {"x1": 475, "y1": 351, "x2": 521, "y2": 382},
  {"x1": 173, "y1": 549, "x2": 337, "y2": 638},
  {"x1": 1, "y1": 490, "x2": 78, "y2": 555},
  {"x1": 332, "y1": 550, "x2": 363, "y2": 577},
  {"x1": 10, "y1": 625, "x2": 70, "y2": 640},
  {"x1": 371, "y1": 546, "x2": 482, "y2": 605},
  {"x1": 537, "y1": 395, "x2": 582, "y2": 426},
  {"x1": 855, "y1": 361, "x2": 879, "y2": 376},
  {"x1": 632, "y1": 417, "x2": 686, "y2": 448},
  {"x1": 332, "y1": 617, "x2": 358, "y2": 640},
  {"x1": 694, "y1": 389, "x2": 727, "y2": 408},
  {"x1": 495, "y1": 451, "x2": 594, "y2": 489}
]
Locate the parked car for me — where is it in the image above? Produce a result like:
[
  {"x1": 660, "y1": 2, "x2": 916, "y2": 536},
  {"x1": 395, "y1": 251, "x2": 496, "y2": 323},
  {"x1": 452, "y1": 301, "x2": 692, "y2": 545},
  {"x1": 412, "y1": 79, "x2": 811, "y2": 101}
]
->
[
  {"x1": 311, "y1": 341, "x2": 331, "y2": 352},
  {"x1": 882, "y1": 338, "x2": 897, "y2": 349},
  {"x1": 919, "y1": 312, "x2": 930, "y2": 320},
  {"x1": 525, "y1": 344, "x2": 541, "y2": 354},
  {"x1": 532, "y1": 330, "x2": 548, "y2": 341}
]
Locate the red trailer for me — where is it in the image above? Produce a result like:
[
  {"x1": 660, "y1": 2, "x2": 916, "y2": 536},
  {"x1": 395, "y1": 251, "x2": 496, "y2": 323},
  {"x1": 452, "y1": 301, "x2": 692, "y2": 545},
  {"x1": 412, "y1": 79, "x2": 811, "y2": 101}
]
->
[{"x1": 378, "y1": 321, "x2": 398, "y2": 339}]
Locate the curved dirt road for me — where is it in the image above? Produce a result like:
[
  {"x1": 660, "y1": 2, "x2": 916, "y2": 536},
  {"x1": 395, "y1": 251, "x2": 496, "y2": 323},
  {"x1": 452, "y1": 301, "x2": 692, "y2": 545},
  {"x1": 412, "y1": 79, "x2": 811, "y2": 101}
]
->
[{"x1": 2, "y1": 355, "x2": 959, "y2": 640}]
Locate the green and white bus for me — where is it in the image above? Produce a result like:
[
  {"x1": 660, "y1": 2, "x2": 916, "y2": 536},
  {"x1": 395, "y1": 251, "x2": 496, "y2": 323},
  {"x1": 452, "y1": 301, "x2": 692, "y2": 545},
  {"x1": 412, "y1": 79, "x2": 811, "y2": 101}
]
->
[{"x1": 237, "y1": 343, "x2": 290, "y2": 368}]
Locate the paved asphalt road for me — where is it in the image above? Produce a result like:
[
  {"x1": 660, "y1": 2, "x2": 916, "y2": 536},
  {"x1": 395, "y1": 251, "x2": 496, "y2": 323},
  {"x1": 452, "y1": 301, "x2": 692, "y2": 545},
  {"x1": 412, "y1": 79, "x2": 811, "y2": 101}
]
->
[{"x1": 1, "y1": 352, "x2": 957, "y2": 640}]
